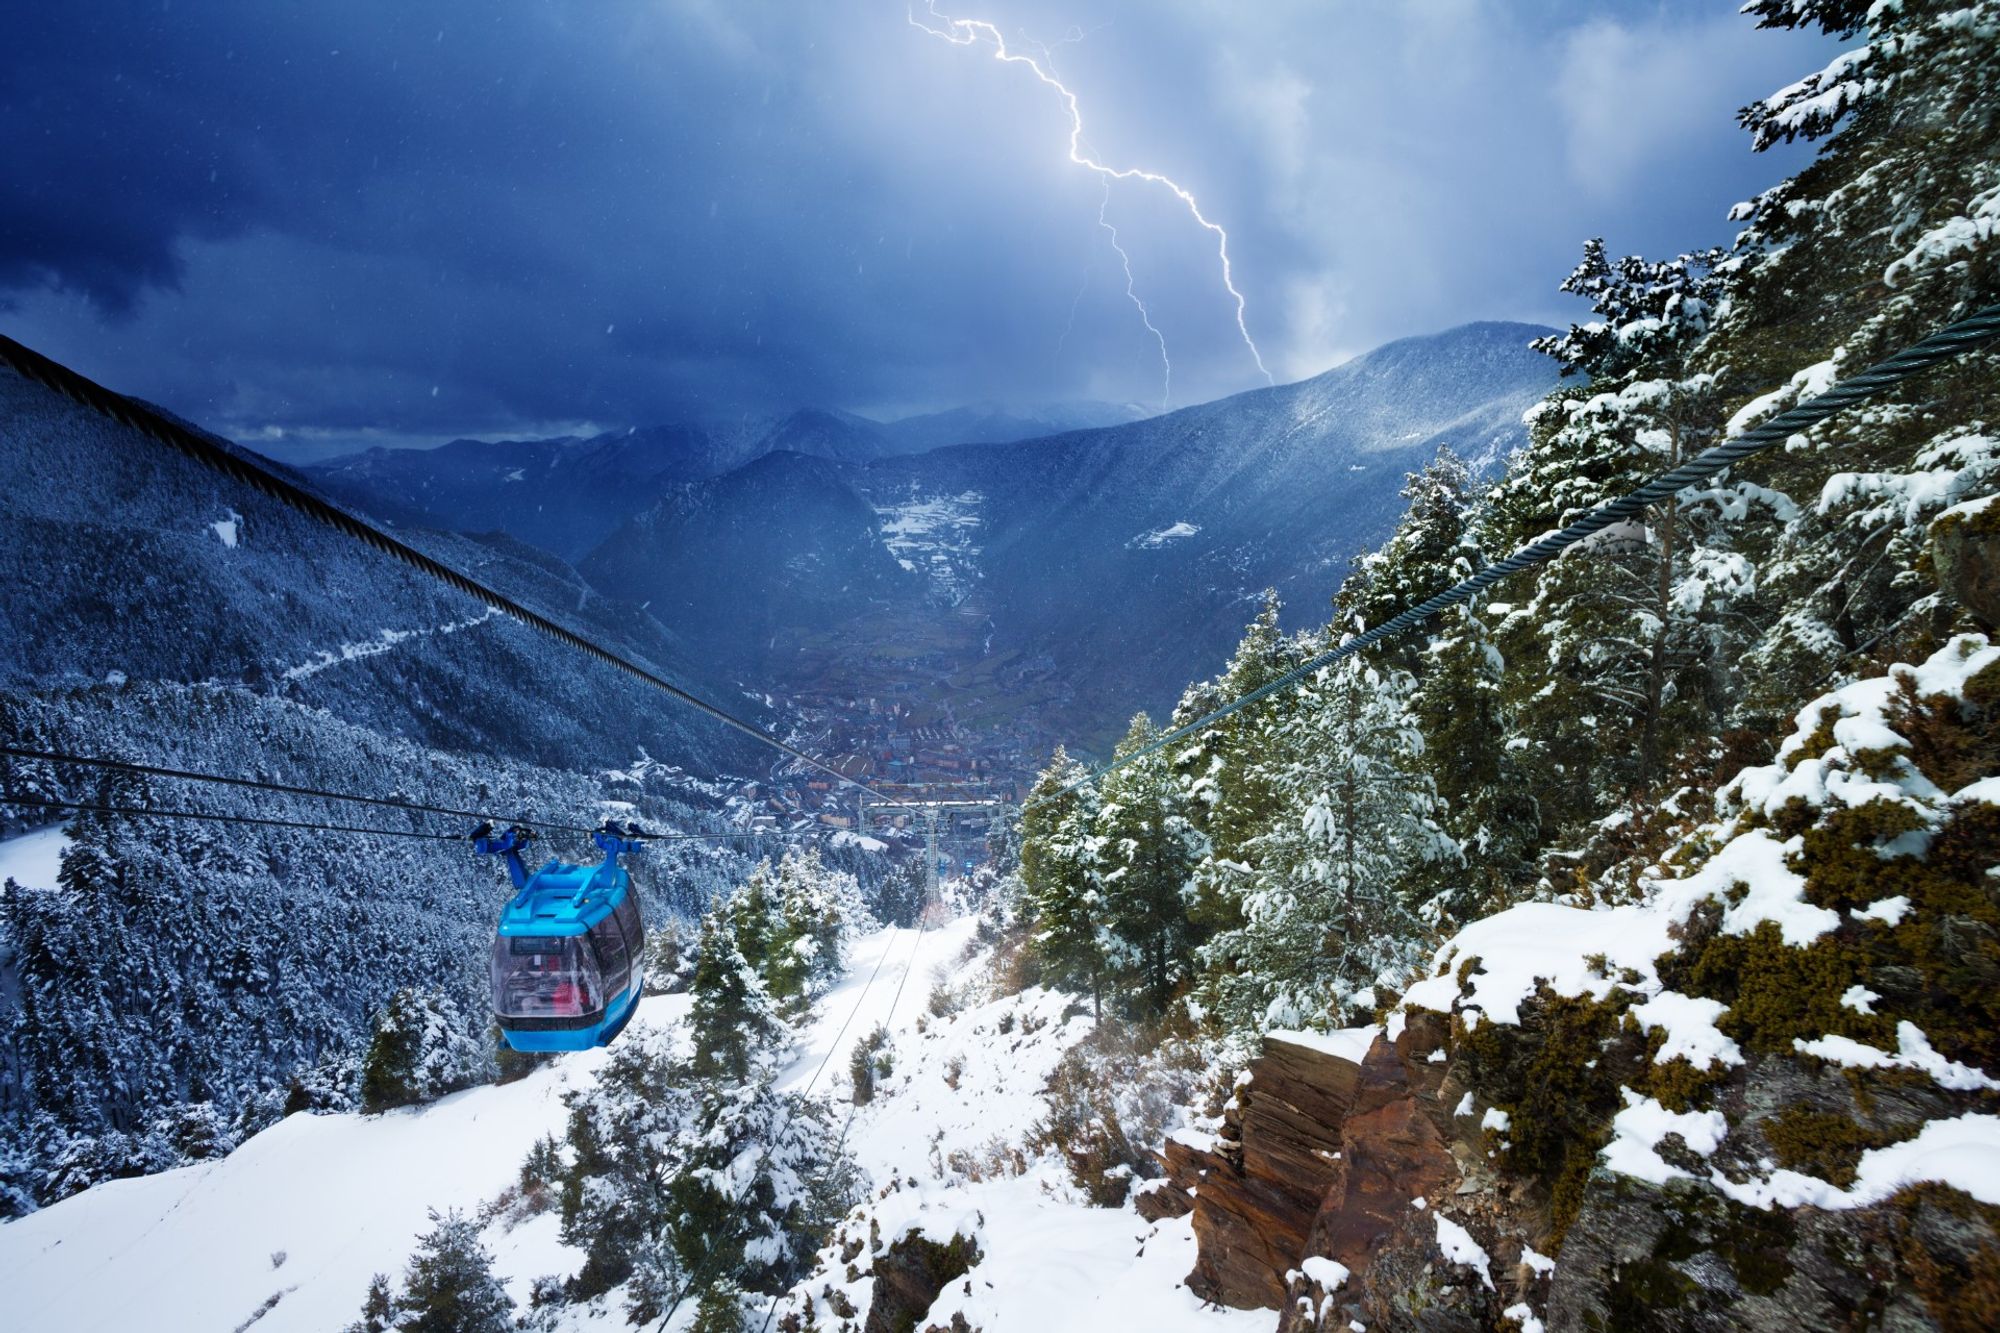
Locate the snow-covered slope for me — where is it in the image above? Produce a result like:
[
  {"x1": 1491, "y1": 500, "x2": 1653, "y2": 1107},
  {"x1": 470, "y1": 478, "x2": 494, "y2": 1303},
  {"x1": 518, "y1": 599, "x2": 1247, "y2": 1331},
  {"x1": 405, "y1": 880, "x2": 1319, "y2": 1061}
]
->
[{"x1": 0, "y1": 914, "x2": 1257, "y2": 1333}]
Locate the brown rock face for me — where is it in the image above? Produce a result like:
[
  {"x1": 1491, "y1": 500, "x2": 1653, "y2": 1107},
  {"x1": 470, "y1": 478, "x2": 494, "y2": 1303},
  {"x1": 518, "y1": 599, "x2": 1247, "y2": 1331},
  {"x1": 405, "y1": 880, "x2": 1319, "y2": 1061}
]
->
[
  {"x1": 1303, "y1": 1045, "x2": 1456, "y2": 1279},
  {"x1": 1165, "y1": 1035, "x2": 1364, "y2": 1309},
  {"x1": 863, "y1": 1229, "x2": 982, "y2": 1333},
  {"x1": 1133, "y1": 1174, "x2": 1195, "y2": 1222},
  {"x1": 1164, "y1": 1024, "x2": 1477, "y2": 1327}
]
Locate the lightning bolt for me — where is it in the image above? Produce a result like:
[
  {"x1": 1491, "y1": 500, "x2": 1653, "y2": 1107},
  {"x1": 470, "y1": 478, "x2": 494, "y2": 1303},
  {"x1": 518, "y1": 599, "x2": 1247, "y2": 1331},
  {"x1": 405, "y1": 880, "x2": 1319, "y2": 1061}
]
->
[
  {"x1": 1099, "y1": 181, "x2": 1170, "y2": 410},
  {"x1": 1053, "y1": 248, "x2": 1090, "y2": 366},
  {"x1": 910, "y1": 2, "x2": 1274, "y2": 390}
]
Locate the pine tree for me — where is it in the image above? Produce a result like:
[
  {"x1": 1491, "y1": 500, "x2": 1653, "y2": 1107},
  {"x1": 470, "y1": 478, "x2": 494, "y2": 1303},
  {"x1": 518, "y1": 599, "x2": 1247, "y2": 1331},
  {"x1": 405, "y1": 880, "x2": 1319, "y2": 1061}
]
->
[
  {"x1": 359, "y1": 988, "x2": 484, "y2": 1113},
  {"x1": 727, "y1": 862, "x2": 776, "y2": 974},
  {"x1": 554, "y1": 1032, "x2": 699, "y2": 1311},
  {"x1": 1018, "y1": 747, "x2": 1107, "y2": 1015},
  {"x1": 1336, "y1": 448, "x2": 1478, "y2": 667},
  {"x1": 1482, "y1": 239, "x2": 1771, "y2": 842},
  {"x1": 1199, "y1": 661, "x2": 1454, "y2": 1030},
  {"x1": 344, "y1": 1274, "x2": 397, "y2": 1333},
  {"x1": 763, "y1": 849, "x2": 847, "y2": 1011},
  {"x1": 1408, "y1": 605, "x2": 1537, "y2": 922},
  {"x1": 687, "y1": 908, "x2": 783, "y2": 1083},
  {"x1": 389, "y1": 1209, "x2": 513, "y2": 1333},
  {"x1": 1172, "y1": 593, "x2": 1313, "y2": 944},
  {"x1": 688, "y1": 1278, "x2": 747, "y2": 1333},
  {"x1": 1094, "y1": 715, "x2": 1205, "y2": 1018},
  {"x1": 1715, "y1": 0, "x2": 2000, "y2": 726}
]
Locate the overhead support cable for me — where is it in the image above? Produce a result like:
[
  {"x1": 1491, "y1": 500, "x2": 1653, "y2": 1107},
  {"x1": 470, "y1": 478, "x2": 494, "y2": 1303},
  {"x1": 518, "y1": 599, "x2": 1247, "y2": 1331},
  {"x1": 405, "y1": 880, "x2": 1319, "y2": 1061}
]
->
[
  {"x1": 1036, "y1": 301, "x2": 2000, "y2": 809},
  {"x1": 0, "y1": 333, "x2": 920, "y2": 816},
  {"x1": 0, "y1": 743, "x2": 604, "y2": 837},
  {"x1": 0, "y1": 774, "x2": 824, "y2": 846}
]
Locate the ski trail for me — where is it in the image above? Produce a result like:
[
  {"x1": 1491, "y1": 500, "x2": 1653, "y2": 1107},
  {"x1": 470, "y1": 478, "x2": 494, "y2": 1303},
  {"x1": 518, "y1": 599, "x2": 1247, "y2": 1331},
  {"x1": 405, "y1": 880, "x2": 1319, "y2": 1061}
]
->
[{"x1": 279, "y1": 607, "x2": 498, "y2": 681}]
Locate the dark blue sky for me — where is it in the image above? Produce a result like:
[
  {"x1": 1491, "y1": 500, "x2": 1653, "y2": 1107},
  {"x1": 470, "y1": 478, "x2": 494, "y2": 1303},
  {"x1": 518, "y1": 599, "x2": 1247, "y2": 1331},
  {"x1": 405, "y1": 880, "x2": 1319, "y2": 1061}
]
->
[{"x1": 2, "y1": 2, "x2": 1836, "y2": 458}]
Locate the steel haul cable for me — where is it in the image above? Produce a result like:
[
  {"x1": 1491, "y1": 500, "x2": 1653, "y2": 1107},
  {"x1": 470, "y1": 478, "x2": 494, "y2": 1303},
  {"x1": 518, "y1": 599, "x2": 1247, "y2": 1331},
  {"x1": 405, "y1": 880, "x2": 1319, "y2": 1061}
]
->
[
  {"x1": 1036, "y1": 301, "x2": 2000, "y2": 809},
  {"x1": 2, "y1": 742, "x2": 821, "y2": 842},
  {"x1": 0, "y1": 789, "x2": 822, "y2": 846},
  {"x1": 0, "y1": 742, "x2": 603, "y2": 836}
]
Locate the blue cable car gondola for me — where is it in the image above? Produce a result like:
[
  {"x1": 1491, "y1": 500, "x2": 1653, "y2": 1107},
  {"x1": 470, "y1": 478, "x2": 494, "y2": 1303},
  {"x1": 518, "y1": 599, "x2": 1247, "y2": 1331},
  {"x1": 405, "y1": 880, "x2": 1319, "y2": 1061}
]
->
[{"x1": 473, "y1": 821, "x2": 647, "y2": 1052}]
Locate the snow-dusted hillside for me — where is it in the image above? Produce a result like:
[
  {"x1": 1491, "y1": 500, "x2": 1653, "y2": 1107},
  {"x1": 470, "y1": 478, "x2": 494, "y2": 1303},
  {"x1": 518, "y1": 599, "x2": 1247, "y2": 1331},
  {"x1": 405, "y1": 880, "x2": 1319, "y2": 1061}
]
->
[{"x1": 0, "y1": 913, "x2": 1258, "y2": 1333}]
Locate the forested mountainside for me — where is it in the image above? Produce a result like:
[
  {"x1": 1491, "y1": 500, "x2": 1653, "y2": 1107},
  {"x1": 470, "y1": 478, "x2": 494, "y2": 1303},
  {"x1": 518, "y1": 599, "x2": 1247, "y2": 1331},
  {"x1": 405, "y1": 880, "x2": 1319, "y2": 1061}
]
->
[
  {"x1": 579, "y1": 450, "x2": 925, "y2": 669},
  {"x1": 980, "y1": 0, "x2": 2000, "y2": 1324},
  {"x1": 0, "y1": 368, "x2": 757, "y2": 775},
  {"x1": 583, "y1": 321, "x2": 1557, "y2": 751},
  {"x1": 0, "y1": 684, "x2": 779, "y2": 1217}
]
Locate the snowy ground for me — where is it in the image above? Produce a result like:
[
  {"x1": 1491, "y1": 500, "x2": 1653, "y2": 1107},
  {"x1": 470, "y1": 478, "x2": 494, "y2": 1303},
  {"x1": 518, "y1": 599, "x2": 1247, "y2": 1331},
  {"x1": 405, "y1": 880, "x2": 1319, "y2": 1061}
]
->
[
  {"x1": 872, "y1": 488, "x2": 984, "y2": 605},
  {"x1": 0, "y1": 914, "x2": 1259, "y2": 1333},
  {"x1": 0, "y1": 824, "x2": 71, "y2": 892}
]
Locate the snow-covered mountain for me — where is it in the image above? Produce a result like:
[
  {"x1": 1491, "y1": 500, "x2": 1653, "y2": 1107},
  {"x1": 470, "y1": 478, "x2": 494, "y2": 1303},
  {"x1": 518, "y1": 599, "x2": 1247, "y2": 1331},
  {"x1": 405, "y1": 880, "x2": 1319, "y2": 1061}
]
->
[
  {"x1": 0, "y1": 368, "x2": 760, "y2": 774},
  {"x1": 877, "y1": 400, "x2": 1154, "y2": 454},
  {"x1": 585, "y1": 321, "x2": 1558, "y2": 751},
  {"x1": 297, "y1": 402, "x2": 1082, "y2": 564},
  {"x1": 579, "y1": 450, "x2": 924, "y2": 667},
  {"x1": 0, "y1": 359, "x2": 823, "y2": 1209}
]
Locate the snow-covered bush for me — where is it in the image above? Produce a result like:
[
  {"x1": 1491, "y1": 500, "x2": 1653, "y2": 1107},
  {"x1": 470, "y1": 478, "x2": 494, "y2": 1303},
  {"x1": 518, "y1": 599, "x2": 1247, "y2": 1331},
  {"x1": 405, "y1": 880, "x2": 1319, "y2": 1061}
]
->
[{"x1": 1029, "y1": 1026, "x2": 1202, "y2": 1207}]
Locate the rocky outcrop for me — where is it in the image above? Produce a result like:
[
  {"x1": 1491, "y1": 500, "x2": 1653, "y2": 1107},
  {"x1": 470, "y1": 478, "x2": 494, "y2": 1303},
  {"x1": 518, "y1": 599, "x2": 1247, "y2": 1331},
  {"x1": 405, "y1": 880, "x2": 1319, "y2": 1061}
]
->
[
  {"x1": 1168, "y1": 1015, "x2": 1566, "y2": 1331},
  {"x1": 863, "y1": 1229, "x2": 982, "y2": 1333},
  {"x1": 1163, "y1": 1033, "x2": 1365, "y2": 1308},
  {"x1": 1157, "y1": 1023, "x2": 1503, "y2": 1320},
  {"x1": 1931, "y1": 495, "x2": 2000, "y2": 626}
]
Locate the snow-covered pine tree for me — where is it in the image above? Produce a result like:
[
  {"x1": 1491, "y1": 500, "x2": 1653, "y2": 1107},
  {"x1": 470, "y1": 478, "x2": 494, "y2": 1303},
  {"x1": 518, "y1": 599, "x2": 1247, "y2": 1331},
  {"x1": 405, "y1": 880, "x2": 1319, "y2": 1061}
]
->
[
  {"x1": 1714, "y1": 0, "x2": 2000, "y2": 727},
  {"x1": 1019, "y1": 747, "x2": 1108, "y2": 1014},
  {"x1": 381, "y1": 1209, "x2": 513, "y2": 1333},
  {"x1": 553, "y1": 1030, "x2": 702, "y2": 1313},
  {"x1": 358, "y1": 988, "x2": 486, "y2": 1113},
  {"x1": 688, "y1": 1278, "x2": 747, "y2": 1333},
  {"x1": 1171, "y1": 593, "x2": 1309, "y2": 943},
  {"x1": 764, "y1": 848, "x2": 848, "y2": 1011},
  {"x1": 344, "y1": 1274, "x2": 397, "y2": 1333},
  {"x1": 1408, "y1": 604, "x2": 1537, "y2": 924},
  {"x1": 1336, "y1": 447, "x2": 1478, "y2": 671},
  {"x1": 1485, "y1": 240, "x2": 1772, "y2": 847},
  {"x1": 1094, "y1": 715, "x2": 1205, "y2": 1018},
  {"x1": 1198, "y1": 660, "x2": 1454, "y2": 1030},
  {"x1": 687, "y1": 906, "x2": 783, "y2": 1083},
  {"x1": 726, "y1": 861, "x2": 777, "y2": 975}
]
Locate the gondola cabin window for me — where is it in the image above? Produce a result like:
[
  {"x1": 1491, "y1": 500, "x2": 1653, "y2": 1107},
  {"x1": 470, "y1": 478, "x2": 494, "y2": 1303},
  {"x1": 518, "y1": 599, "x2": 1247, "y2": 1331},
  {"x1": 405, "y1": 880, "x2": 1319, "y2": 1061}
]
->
[{"x1": 492, "y1": 935, "x2": 600, "y2": 1020}]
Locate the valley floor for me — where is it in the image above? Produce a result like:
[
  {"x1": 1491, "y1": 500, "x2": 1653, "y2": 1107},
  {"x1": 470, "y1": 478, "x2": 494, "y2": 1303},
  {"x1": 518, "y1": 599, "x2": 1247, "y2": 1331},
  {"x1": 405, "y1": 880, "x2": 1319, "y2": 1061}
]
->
[{"x1": 0, "y1": 915, "x2": 1262, "y2": 1333}]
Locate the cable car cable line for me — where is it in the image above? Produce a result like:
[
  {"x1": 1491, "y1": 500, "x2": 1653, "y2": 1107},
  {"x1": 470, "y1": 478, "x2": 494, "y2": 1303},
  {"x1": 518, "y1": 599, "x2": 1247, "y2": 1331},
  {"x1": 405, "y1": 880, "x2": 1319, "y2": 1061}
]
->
[
  {"x1": 0, "y1": 742, "x2": 608, "y2": 837},
  {"x1": 0, "y1": 332, "x2": 925, "y2": 818},
  {"x1": 1033, "y1": 300, "x2": 2000, "y2": 812},
  {"x1": 750, "y1": 908, "x2": 936, "y2": 1333},
  {"x1": 0, "y1": 742, "x2": 826, "y2": 844},
  {"x1": 0, "y1": 792, "x2": 480, "y2": 842},
  {"x1": 0, "y1": 787, "x2": 826, "y2": 847}
]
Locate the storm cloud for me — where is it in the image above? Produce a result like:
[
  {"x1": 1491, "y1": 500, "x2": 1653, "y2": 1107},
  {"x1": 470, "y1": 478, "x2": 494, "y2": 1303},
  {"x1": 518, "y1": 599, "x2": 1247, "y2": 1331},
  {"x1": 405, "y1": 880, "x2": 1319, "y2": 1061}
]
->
[{"x1": 1, "y1": 1, "x2": 1836, "y2": 456}]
